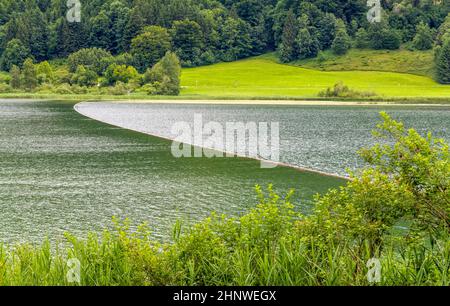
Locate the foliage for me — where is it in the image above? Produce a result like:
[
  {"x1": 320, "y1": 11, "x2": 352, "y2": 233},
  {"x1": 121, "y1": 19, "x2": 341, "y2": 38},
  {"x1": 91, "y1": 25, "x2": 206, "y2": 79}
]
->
[
  {"x1": 104, "y1": 64, "x2": 139, "y2": 85},
  {"x1": 71, "y1": 65, "x2": 98, "y2": 87},
  {"x1": 0, "y1": 114, "x2": 449, "y2": 286},
  {"x1": 436, "y1": 37, "x2": 450, "y2": 84},
  {"x1": 9, "y1": 65, "x2": 20, "y2": 89},
  {"x1": 131, "y1": 26, "x2": 172, "y2": 73},
  {"x1": 332, "y1": 20, "x2": 352, "y2": 55},
  {"x1": 359, "y1": 112, "x2": 450, "y2": 237},
  {"x1": 35, "y1": 61, "x2": 54, "y2": 84},
  {"x1": 368, "y1": 22, "x2": 402, "y2": 50},
  {"x1": 171, "y1": 20, "x2": 204, "y2": 66},
  {"x1": 0, "y1": 0, "x2": 448, "y2": 71},
  {"x1": 278, "y1": 10, "x2": 298, "y2": 63},
  {"x1": 21, "y1": 58, "x2": 37, "y2": 91},
  {"x1": 0, "y1": 39, "x2": 31, "y2": 71},
  {"x1": 143, "y1": 51, "x2": 181, "y2": 95},
  {"x1": 67, "y1": 48, "x2": 113, "y2": 74},
  {"x1": 355, "y1": 28, "x2": 369, "y2": 49},
  {"x1": 318, "y1": 81, "x2": 377, "y2": 98},
  {"x1": 413, "y1": 22, "x2": 435, "y2": 51}
]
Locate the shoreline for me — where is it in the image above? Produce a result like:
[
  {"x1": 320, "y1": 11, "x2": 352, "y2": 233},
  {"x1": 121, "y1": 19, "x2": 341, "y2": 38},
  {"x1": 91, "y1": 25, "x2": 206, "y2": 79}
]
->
[
  {"x1": 101, "y1": 99, "x2": 450, "y2": 107},
  {"x1": 1, "y1": 96, "x2": 450, "y2": 107},
  {"x1": 74, "y1": 102, "x2": 350, "y2": 181}
]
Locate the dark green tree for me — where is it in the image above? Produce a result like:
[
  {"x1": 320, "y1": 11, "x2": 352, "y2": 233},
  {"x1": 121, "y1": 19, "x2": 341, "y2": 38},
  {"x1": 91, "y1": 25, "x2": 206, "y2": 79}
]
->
[
  {"x1": 122, "y1": 8, "x2": 145, "y2": 52},
  {"x1": 436, "y1": 38, "x2": 450, "y2": 84},
  {"x1": 171, "y1": 20, "x2": 204, "y2": 66},
  {"x1": 355, "y1": 28, "x2": 369, "y2": 48},
  {"x1": 0, "y1": 39, "x2": 31, "y2": 71},
  {"x1": 296, "y1": 28, "x2": 319, "y2": 59},
  {"x1": 295, "y1": 16, "x2": 319, "y2": 60},
  {"x1": 278, "y1": 10, "x2": 298, "y2": 63},
  {"x1": 67, "y1": 48, "x2": 113, "y2": 74},
  {"x1": 332, "y1": 19, "x2": 352, "y2": 55},
  {"x1": 71, "y1": 65, "x2": 98, "y2": 87},
  {"x1": 317, "y1": 13, "x2": 337, "y2": 50},
  {"x1": 368, "y1": 22, "x2": 401, "y2": 50},
  {"x1": 89, "y1": 11, "x2": 113, "y2": 51},
  {"x1": 413, "y1": 22, "x2": 434, "y2": 51},
  {"x1": 144, "y1": 51, "x2": 181, "y2": 95},
  {"x1": 219, "y1": 17, "x2": 253, "y2": 62},
  {"x1": 131, "y1": 26, "x2": 172, "y2": 72}
]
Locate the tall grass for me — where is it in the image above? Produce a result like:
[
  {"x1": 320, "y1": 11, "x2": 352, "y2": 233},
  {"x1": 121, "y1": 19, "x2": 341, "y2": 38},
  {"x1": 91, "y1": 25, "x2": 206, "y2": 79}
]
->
[{"x1": 0, "y1": 188, "x2": 448, "y2": 286}]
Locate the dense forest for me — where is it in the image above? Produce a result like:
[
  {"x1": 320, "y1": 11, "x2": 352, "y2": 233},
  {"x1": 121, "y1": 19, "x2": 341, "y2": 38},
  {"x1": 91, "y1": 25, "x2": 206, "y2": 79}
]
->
[{"x1": 0, "y1": 0, "x2": 449, "y2": 95}]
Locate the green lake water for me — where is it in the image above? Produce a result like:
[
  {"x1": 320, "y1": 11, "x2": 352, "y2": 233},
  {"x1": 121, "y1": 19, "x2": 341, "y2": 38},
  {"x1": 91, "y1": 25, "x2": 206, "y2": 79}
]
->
[{"x1": 0, "y1": 100, "x2": 344, "y2": 243}]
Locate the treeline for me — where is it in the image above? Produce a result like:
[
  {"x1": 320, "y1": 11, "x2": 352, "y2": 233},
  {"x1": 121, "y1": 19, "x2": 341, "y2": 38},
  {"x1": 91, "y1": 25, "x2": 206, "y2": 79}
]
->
[{"x1": 0, "y1": 0, "x2": 449, "y2": 91}]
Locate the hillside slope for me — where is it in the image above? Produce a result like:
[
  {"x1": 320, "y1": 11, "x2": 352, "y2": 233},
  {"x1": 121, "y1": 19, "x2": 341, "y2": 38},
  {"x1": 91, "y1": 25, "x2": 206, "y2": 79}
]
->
[
  {"x1": 181, "y1": 54, "x2": 449, "y2": 99},
  {"x1": 289, "y1": 49, "x2": 436, "y2": 78}
]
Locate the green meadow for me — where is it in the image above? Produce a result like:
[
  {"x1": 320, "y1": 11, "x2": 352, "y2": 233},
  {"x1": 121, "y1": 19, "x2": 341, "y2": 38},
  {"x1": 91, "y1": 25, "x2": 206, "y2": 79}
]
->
[
  {"x1": 181, "y1": 53, "x2": 450, "y2": 99},
  {"x1": 294, "y1": 49, "x2": 436, "y2": 77}
]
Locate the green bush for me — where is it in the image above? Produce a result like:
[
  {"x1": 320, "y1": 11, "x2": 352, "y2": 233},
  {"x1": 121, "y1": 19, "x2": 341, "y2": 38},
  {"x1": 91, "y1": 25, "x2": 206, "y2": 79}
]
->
[
  {"x1": 104, "y1": 64, "x2": 139, "y2": 85},
  {"x1": 71, "y1": 65, "x2": 98, "y2": 87},
  {"x1": 318, "y1": 81, "x2": 377, "y2": 98},
  {"x1": 143, "y1": 51, "x2": 181, "y2": 96},
  {"x1": 54, "y1": 84, "x2": 74, "y2": 95},
  {"x1": 0, "y1": 83, "x2": 12, "y2": 93}
]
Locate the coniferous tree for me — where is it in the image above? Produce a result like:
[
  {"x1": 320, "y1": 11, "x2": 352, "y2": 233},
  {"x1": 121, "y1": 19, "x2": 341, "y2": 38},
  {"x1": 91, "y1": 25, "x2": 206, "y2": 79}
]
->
[
  {"x1": 122, "y1": 8, "x2": 145, "y2": 52},
  {"x1": 296, "y1": 15, "x2": 319, "y2": 60},
  {"x1": 172, "y1": 20, "x2": 204, "y2": 66},
  {"x1": 436, "y1": 38, "x2": 450, "y2": 84},
  {"x1": 317, "y1": 13, "x2": 337, "y2": 50},
  {"x1": 279, "y1": 10, "x2": 298, "y2": 63},
  {"x1": 332, "y1": 20, "x2": 352, "y2": 55},
  {"x1": 355, "y1": 28, "x2": 369, "y2": 48}
]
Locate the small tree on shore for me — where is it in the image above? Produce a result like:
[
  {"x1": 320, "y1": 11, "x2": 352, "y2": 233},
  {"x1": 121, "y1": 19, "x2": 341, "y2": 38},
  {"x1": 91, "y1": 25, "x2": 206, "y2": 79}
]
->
[
  {"x1": 21, "y1": 58, "x2": 37, "y2": 91},
  {"x1": 9, "y1": 65, "x2": 21, "y2": 89},
  {"x1": 144, "y1": 51, "x2": 181, "y2": 95}
]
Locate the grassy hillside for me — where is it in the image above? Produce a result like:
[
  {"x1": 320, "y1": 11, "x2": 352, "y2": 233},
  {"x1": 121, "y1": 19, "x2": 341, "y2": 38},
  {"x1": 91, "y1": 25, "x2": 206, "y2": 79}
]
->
[
  {"x1": 291, "y1": 49, "x2": 436, "y2": 78},
  {"x1": 181, "y1": 54, "x2": 450, "y2": 99}
]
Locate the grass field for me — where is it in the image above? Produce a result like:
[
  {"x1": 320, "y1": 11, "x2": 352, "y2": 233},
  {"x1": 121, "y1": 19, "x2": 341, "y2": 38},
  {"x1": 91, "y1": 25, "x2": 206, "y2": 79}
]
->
[
  {"x1": 1, "y1": 50, "x2": 449, "y2": 102},
  {"x1": 181, "y1": 53, "x2": 449, "y2": 99},
  {"x1": 292, "y1": 48, "x2": 436, "y2": 77}
]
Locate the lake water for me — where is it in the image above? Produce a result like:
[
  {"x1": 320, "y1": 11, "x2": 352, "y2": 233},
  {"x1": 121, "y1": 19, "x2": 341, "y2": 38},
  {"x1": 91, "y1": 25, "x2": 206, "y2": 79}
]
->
[
  {"x1": 1, "y1": 100, "x2": 449, "y2": 244},
  {"x1": 0, "y1": 100, "x2": 343, "y2": 244},
  {"x1": 76, "y1": 102, "x2": 450, "y2": 176}
]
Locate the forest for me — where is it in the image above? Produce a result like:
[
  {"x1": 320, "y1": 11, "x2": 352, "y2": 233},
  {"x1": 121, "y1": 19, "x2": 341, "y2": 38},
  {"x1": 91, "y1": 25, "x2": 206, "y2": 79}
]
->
[{"x1": 0, "y1": 0, "x2": 449, "y2": 96}]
